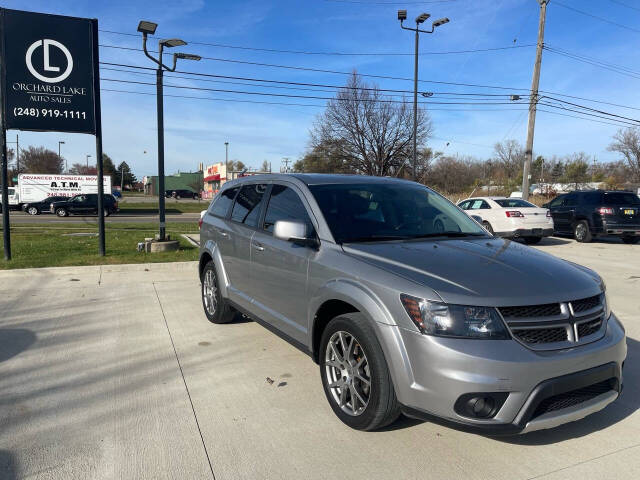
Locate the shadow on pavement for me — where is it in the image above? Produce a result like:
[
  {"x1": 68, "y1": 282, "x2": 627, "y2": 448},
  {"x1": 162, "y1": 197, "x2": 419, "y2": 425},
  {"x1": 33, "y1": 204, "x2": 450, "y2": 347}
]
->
[
  {"x1": 538, "y1": 236, "x2": 572, "y2": 246},
  {"x1": 0, "y1": 329, "x2": 36, "y2": 363},
  {"x1": 0, "y1": 450, "x2": 18, "y2": 480}
]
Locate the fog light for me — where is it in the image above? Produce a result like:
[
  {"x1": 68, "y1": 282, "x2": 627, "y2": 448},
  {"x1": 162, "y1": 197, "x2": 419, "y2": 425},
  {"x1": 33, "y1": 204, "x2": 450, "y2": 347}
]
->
[{"x1": 454, "y1": 392, "x2": 508, "y2": 419}]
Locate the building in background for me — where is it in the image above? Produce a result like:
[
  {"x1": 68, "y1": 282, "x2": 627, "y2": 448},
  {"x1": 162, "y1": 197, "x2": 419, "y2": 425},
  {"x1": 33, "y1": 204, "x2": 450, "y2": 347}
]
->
[
  {"x1": 203, "y1": 162, "x2": 227, "y2": 199},
  {"x1": 143, "y1": 171, "x2": 203, "y2": 196}
]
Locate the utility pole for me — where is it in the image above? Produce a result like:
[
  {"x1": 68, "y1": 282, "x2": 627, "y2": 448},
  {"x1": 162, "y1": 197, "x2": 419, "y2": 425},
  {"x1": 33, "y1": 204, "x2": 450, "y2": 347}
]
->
[
  {"x1": 521, "y1": 0, "x2": 548, "y2": 201},
  {"x1": 121, "y1": 163, "x2": 125, "y2": 191},
  {"x1": 225, "y1": 141, "x2": 229, "y2": 184},
  {"x1": 15, "y1": 135, "x2": 18, "y2": 177},
  {"x1": 281, "y1": 157, "x2": 291, "y2": 173}
]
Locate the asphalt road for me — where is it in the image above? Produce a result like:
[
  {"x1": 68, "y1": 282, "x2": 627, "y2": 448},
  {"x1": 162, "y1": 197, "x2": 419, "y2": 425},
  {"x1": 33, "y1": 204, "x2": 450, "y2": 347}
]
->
[
  {"x1": 0, "y1": 239, "x2": 638, "y2": 479},
  {"x1": 6, "y1": 211, "x2": 200, "y2": 224}
]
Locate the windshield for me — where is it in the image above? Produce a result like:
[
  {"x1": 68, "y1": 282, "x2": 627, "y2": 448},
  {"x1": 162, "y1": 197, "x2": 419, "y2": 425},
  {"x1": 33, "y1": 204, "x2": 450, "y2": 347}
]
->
[
  {"x1": 309, "y1": 182, "x2": 487, "y2": 243},
  {"x1": 494, "y1": 199, "x2": 537, "y2": 208}
]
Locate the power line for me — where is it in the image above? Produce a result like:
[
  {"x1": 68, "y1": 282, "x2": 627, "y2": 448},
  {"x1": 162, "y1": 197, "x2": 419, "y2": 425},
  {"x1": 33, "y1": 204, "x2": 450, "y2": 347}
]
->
[
  {"x1": 541, "y1": 96, "x2": 640, "y2": 124},
  {"x1": 537, "y1": 108, "x2": 636, "y2": 128},
  {"x1": 324, "y1": 0, "x2": 456, "y2": 4},
  {"x1": 544, "y1": 45, "x2": 640, "y2": 80},
  {"x1": 98, "y1": 30, "x2": 534, "y2": 57},
  {"x1": 606, "y1": 0, "x2": 640, "y2": 13},
  {"x1": 553, "y1": 1, "x2": 640, "y2": 34}
]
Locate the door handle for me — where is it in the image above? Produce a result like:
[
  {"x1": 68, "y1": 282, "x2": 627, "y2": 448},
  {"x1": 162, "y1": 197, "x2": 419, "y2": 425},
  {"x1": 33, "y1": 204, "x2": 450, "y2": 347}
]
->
[
  {"x1": 216, "y1": 229, "x2": 228, "y2": 238},
  {"x1": 252, "y1": 242, "x2": 264, "y2": 251}
]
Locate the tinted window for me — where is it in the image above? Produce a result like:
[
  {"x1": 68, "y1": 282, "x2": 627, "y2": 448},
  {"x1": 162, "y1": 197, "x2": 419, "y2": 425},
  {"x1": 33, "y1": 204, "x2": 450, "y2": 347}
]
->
[
  {"x1": 210, "y1": 187, "x2": 239, "y2": 217},
  {"x1": 263, "y1": 185, "x2": 313, "y2": 233},
  {"x1": 309, "y1": 183, "x2": 486, "y2": 243},
  {"x1": 603, "y1": 192, "x2": 640, "y2": 205},
  {"x1": 564, "y1": 193, "x2": 578, "y2": 206},
  {"x1": 494, "y1": 199, "x2": 536, "y2": 208},
  {"x1": 458, "y1": 201, "x2": 470, "y2": 210},
  {"x1": 231, "y1": 184, "x2": 267, "y2": 227},
  {"x1": 580, "y1": 191, "x2": 602, "y2": 204},
  {"x1": 548, "y1": 195, "x2": 565, "y2": 207}
]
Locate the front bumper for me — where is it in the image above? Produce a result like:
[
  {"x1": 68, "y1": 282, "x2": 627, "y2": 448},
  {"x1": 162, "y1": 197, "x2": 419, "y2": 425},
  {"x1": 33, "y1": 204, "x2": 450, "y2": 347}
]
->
[
  {"x1": 495, "y1": 227, "x2": 554, "y2": 238},
  {"x1": 375, "y1": 313, "x2": 626, "y2": 435}
]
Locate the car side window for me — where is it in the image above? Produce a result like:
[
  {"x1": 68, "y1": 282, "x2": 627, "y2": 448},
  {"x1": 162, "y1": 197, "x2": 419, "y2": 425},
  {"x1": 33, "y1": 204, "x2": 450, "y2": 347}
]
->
[
  {"x1": 468, "y1": 200, "x2": 488, "y2": 210},
  {"x1": 263, "y1": 185, "x2": 313, "y2": 234},
  {"x1": 230, "y1": 184, "x2": 267, "y2": 227},
  {"x1": 548, "y1": 195, "x2": 565, "y2": 208},
  {"x1": 458, "y1": 201, "x2": 470, "y2": 210},
  {"x1": 209, "y1": 187, "x2": 239, "y2": 218},
  {"x1": 564, "y1": 193, "x2": 578, "y2": 206},
  {"x1": 480, "y1": 201, "x2": 491, "y2": 209}
]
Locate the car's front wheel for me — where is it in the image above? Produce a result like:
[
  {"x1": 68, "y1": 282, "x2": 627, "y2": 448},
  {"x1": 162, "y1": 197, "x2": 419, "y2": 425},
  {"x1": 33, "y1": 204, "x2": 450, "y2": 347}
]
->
[
  {"x1": 201, "y1": 260, "x2": 236, "y2": 324},
  {"x1": 574, "y1": 220, "x2": 592, "y2": 243},
  {"x1": 320, "y1": 313, "x2": 400, "y2": 431}
]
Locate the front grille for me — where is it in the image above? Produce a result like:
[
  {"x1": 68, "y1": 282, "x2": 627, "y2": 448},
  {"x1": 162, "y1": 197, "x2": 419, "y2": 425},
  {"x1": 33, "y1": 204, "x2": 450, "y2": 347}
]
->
[
  {"x1": 499, "y1": 303, "x2": 561, "y2": 319},
  {"x1": 512, "y1": 327, "x2": 568, "y2": 344},
  {"x1": 500, "y1": 294, "x2": 605, "y2": 349},
  {"x1": 577, "y1": 319, "x2": 603, "y2": 338},
  {"x1": 572, "y1": 295, "x2": 601, "y2": 313},
  {"x1": 531, "y1": 379, "x2": 614, "y2": 419}
]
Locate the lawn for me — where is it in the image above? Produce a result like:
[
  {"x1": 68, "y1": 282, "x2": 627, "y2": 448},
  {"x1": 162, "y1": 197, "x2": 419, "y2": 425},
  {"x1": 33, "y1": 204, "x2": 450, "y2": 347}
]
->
[
  {"x1": 0, "y1": 222, "x2": 200, "y2": 270},
  {"x1": 118, "y1": 201, "x2": 208, "y2": 214}
]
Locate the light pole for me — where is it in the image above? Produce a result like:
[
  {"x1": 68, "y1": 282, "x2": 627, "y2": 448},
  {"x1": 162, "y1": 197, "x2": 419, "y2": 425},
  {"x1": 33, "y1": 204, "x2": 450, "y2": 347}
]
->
[
  {"x1": 138, "y1": 20, "x2": 201, "y2": 241},
  {"x1": 398, "y1": 10, "x2": 449, "y2": 181},
  {"x1": 225, "y1": 141, "x2": 229, "y2": 184},
  {"x1": 58, "y1": 141, "x2": 65, "y2": 172},
  {"x1": 86, "y1": 154, "x2": 91, "y2": 170}
]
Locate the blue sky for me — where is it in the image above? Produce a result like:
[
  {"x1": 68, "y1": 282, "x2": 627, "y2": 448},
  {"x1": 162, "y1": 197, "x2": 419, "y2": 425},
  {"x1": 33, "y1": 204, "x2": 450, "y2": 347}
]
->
[{"x1": 5, "y1": 0, "x2": 640, "y2": 177}]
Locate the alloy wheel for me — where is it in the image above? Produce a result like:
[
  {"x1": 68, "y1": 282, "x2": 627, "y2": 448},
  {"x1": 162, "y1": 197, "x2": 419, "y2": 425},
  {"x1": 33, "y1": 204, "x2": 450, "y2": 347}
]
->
[
  {"x1": 575, "y1": 223, "x2": 586, "y2": 241},
  {"x1": 324, "y1": 331, "x2": 371, "y2": 416},
  {"x1": 202, "y1": 268, "x2": 218, "y2": 316},
  {"x1": 28, "y1": 207, "x2": 38, "y2": 215}
]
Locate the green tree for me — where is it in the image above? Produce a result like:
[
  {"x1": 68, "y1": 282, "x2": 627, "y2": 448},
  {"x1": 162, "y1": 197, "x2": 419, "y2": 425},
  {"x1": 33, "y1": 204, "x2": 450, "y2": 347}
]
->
[
  {"x1": 114, "y1": 161, "x2": 137, "y2": 189},
  {"x1": 294, "y1": 139, "x2": 351, "y2": 174}
]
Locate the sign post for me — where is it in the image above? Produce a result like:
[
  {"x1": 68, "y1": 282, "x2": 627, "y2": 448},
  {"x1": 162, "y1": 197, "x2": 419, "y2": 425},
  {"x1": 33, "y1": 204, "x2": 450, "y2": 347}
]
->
[{"x1": 0, "y1": 8, "x2": 104, "y2": 260}]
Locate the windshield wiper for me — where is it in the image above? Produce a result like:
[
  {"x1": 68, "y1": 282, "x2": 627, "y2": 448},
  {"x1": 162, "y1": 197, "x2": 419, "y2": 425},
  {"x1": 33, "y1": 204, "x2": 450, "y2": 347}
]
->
[{"x1": 342, "y1": 235, "x2": 411, "y2": 243}]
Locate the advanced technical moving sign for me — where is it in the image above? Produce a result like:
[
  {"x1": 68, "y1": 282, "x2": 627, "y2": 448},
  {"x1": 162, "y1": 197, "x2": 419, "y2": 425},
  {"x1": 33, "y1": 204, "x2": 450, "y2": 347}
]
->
[{"x1": 1, "y1": 8, "x2": 98, "y2": 134}]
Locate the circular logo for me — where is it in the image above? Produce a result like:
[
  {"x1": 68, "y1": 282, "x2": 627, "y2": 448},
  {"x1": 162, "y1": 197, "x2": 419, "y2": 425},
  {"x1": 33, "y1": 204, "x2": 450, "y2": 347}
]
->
[{"x1": 25, "y1": 39, "x2": 73, "y2": 84}]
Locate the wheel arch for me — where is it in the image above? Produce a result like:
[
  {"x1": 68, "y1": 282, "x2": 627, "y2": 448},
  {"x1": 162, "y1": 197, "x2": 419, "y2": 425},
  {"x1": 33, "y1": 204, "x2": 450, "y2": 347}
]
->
[{"x1": 198, "y1": 240, "x2": 230, "y2": 298}]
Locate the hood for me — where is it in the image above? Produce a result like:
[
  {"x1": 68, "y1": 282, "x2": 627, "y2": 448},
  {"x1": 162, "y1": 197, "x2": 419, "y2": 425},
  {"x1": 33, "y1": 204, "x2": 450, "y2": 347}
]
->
[{"x1": 343, "y1": 238, "x2": 602, "y2": 306}]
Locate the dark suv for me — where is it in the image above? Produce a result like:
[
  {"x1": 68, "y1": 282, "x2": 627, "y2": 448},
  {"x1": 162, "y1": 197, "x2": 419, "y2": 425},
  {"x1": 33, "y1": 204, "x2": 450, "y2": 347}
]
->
[
  {"x1": 544, "y1": 190, "x2": 640, "y2": 243},
  {"x1": 50, "y1": 194, "x2": 119, "y2": 217},
  {"x1": 166, "y1": 189, "x2": 199, "y2": 199}
]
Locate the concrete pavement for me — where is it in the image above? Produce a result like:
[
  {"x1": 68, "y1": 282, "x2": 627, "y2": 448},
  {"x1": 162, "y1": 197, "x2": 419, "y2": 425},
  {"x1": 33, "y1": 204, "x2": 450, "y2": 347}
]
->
[{"x1": 0, "y1": 239, "x2": 638, "y2": 479}]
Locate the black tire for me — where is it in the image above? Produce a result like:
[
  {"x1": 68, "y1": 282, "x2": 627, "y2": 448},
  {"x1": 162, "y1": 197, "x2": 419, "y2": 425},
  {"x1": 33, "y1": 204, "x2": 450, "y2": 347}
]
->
[
  {"x1": 56, "y1": 208, "x2": 68, "y2": 217},
  {"x1": 27, "y1": 206, "x2": 39, "y2": 215},
  {"x1": 320, "y1": 313, "x2": 400, "y2": 431},
  {"x1": 524, "y1": 236, "x2": 542, "y2": 245},
  {"x1": 201, "y1": 260, "x2": 236, "y2": 324},
  {"x1": 482, "y1": 221, "x2": 494, "y2": 235},
  {"x1": 574, "y1": 220, "x2": 592, "y2": 243},
  {"x1": 622, "y1": 236, "x2": 639, "y2": 244}
]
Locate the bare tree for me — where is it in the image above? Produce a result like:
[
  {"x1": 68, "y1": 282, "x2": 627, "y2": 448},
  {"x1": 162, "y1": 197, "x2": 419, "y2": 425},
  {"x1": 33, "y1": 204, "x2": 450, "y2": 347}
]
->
[
  {"x1": 20, "y1": 146, "x2": 64, "y2": 174},
  {"x1": 493, "y1": 139, "x2": 525, "y2": 180},
  {"x1": 68, "y1": 163, "x2": 97, "y2": 175},
  {"x1": 608, "y1": 127, "x2": 640, "y2": 182},
  {"x1": 311, "y1": 73, "x2": 432, "y2": 177}
]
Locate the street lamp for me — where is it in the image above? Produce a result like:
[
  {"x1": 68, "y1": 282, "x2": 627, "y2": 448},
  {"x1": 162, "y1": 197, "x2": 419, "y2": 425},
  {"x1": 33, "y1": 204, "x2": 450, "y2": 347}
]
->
[
  {"x1": 398, "y1": 10, "x2": 450, "y2": 181},
  {"x1": 58, "y1": 141, "x2": 65, "y2": 172},
  {"x1": 137, "y1": 20, "x2": 201, "y2": 241},
  {"x1": 86, "y1": 154, "x2": 91, "y2": 170}
]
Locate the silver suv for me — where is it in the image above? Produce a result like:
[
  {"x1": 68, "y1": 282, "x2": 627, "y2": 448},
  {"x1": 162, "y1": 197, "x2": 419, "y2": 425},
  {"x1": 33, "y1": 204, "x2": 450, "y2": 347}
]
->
[{"x1": 199, "y1": 174, "x2": 626, "y2": 433}]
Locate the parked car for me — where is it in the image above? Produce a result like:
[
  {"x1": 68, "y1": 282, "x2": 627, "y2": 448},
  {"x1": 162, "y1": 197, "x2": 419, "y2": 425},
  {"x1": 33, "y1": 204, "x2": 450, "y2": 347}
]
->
[
  {"x1": 22, "y1": 196, "x2": 69, "y2": 215},
  {"x1": 457, "y1": 196, "x2": 553, "y2": 244},
  {"x1": 199, "y1": 174, "x2": 625, "y2": 433},
  {"x1": 165, "y1": 189, "x2": 199, "y2": 199},
  {"x1": 50, "y1": 194, "x2": 119, "y2": 217},
  {"x1": 111, "y1": 190, "x2": 122, "y2": 199},
  {"x1": 544, "y1": 190, "x2": 640, "y2": 244}
]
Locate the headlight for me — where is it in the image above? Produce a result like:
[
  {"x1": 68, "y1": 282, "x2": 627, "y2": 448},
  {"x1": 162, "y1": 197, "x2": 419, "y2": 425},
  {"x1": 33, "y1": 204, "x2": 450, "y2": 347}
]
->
[
  {"x1": 601, "y1": 280, "x2": 611, "y2": 319},
  {"x1": 400, "y1": 294, "x2": 510, "y2": 339}
]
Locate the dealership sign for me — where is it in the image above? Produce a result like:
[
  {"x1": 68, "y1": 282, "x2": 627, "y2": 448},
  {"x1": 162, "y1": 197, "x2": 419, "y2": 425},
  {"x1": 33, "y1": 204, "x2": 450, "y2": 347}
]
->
[{"x1": 1, "y1": 9, "x2": 98, "y2": 134}]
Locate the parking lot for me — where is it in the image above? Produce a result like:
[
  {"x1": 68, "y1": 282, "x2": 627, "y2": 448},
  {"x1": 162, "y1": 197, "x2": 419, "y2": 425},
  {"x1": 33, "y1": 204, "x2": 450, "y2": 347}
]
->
[{"x1": 0, "y1": 238, "x2": 638, "y2": 480}]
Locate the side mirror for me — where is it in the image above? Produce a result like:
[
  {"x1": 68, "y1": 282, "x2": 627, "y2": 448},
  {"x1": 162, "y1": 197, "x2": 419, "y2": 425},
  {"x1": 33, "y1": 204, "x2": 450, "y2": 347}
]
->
[{"x1": 273, "y1": 220, "x2": 318, "y2": 248}]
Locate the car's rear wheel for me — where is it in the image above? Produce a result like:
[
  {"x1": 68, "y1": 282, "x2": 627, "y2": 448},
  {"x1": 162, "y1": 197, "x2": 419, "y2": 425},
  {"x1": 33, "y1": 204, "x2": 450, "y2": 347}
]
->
[
  {"x1": 201, "y1": 260, "x2": 236, "y2": 324},
  {"x1": 56, "y1": 208, "x2": 68, "y2": 217},
  {"x1": 524, "y1": 236, "x2": 542, "y2": 245},
  {"x1": 320, "y1": 313, "x2": 400, "y2": 431},
  {"x1": 482, "y1": 221, "x2": 494, "y2": 234},
  {"x1": 433, "y1": 219, "x2": 444, "y2": 233},
  {"x1": 574, "y1": 220, "x2": 592, "y2": 243},
  {"x1": 622, "y1": 236, "x2": 639, "y2": 244},
  {"x1": 27, "y1": 206, "x2": 39, "y2": 215}
]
